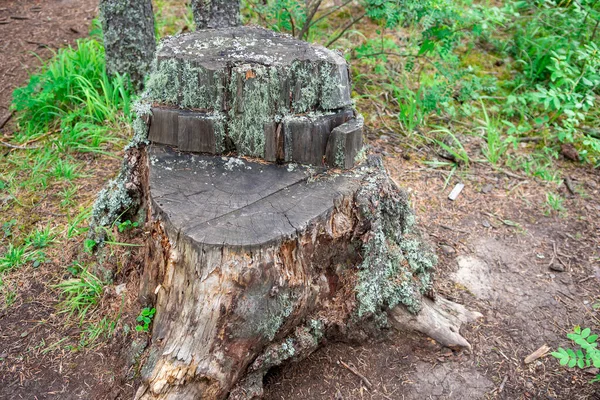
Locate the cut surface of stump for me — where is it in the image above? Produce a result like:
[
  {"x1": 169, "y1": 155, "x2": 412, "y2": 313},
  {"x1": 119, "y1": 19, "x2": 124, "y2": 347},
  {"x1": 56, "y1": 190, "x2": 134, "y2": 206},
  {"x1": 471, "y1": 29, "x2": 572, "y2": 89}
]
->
[{"x1": 142, "y1": 26, "x2": 362, "y2": 167}]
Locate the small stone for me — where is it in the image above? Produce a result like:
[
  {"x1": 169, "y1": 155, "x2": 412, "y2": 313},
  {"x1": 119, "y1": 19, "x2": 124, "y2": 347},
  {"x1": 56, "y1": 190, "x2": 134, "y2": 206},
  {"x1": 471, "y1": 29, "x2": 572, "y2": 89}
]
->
[
  {"x1": 115, "y1": 283, "x2": 127, "y2": 296},
  {"x1": 379, "y1": 135, "x2": 390, "y2": 142},
  {"x1": 481, "y1": 184, "x2": 493, "y2": 194},
  {"x1": 482, "y1": 220, "x2": 491, "y2": 228},
  {"x1": 585, "y1": 368, "x2": 599, "y2": 375},
  {"x1": 549, "y1": 263, "x2": 565, "y2": 272},
  {"x1": 440, "y1": 245, "x2": 456, "y2": 255}
]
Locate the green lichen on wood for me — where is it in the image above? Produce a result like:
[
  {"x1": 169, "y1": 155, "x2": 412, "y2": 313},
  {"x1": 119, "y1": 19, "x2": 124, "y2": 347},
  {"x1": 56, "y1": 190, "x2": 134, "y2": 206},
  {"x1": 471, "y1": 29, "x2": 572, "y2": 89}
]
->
[
  {"x1": 355, "y1": 159, "x2": 436, "y2": 320},
  {"x1": 290, "y1": 61, "x2": 319, "y2": 114},
  {"x1": 180, "y1": 61, "x2": 224, "y2": 110},
  {"x1": 227, "y1": 65, "x2": 281, "y2": 157},
  {"x1": 143, "y1": 58, "x2": 181, "y2": 105},
  {"x1": 319, "y1": 63, "x2": 346, "y2": 110},
  {"x1": 99, "y1": 0, "x2": 156, "y2": 90}
]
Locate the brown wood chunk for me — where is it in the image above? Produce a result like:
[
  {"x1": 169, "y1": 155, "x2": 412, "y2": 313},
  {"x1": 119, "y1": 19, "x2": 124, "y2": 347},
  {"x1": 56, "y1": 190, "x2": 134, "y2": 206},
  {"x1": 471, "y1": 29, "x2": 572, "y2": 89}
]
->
[
  {"x1": 148, "y1": 108, "x2": 179, "y2": 146},
  {"x1": 178, "y1": 111, "x2": 217, "y2": 154},
  {"x1": 283, "y1": 109, "x2": 355, "y2": 166},
  {"x1": 326, "y1": 116, "x2": 364, "y2": 169}
]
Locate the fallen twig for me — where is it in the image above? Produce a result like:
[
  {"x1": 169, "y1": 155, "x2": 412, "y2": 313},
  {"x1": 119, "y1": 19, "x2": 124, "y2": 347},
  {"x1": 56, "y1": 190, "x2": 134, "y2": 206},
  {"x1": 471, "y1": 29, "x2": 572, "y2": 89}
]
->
[
  {"x1": 524, "y1": 344, "x2": 550, "y2": 364},
  {"x1": 498, "y1": 375, "x2": 508, "y2": 393},
  {"x1": 338, "y1": 359, "x2": 373, "y2": 390},
  {"x1": 0, "y1": 140, "x2": 38, "y2": 150}
]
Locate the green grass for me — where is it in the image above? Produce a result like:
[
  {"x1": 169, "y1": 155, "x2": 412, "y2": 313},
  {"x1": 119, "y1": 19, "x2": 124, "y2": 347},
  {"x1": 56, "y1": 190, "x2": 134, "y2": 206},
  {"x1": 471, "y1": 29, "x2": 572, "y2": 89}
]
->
[{"x1": 53, "y1": 266, "x2": 104, "y2": 324}]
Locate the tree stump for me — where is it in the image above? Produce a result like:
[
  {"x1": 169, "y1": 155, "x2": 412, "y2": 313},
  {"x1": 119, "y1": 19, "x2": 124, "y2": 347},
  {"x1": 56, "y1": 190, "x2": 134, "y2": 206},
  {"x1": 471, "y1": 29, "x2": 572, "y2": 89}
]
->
[
  {"x1": 99, "y1": 0, "x2": 156, "y2": 90},
  {"x1": 87, "y1": 26, "x2": 482, "y2": 400}
]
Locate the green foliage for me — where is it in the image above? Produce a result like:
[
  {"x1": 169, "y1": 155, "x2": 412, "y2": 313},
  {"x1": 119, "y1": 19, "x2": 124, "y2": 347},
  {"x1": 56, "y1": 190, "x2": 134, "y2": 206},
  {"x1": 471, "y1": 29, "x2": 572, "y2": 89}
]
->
[
  {"x1": 552, "y1": 326, "x2": 600, "y2": 383},
  {"x1": 136, "y1": 307, "x2": 156, "y2": 332},
  {"x1": 545, "y1": 191, "x2": 565, "y2": 215},
  {"x1": 117, "y1": 219, "x2": 139, "y2": 233},
  {"x1": 11, "y1": 37, "x2": 131, "y2": 141}
]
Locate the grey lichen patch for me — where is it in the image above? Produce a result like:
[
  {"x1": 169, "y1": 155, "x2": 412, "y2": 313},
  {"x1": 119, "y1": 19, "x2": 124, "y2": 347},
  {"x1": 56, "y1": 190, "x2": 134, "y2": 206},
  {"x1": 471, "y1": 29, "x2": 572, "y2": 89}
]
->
[
  {"x1": 89, "y1": 102, "x2": 150, "y2": 242},
  {"x1": 180, "y1": 61, "x2": 224, "y2": 110},
  {"x1": 319, "y1": 63, "x2": 349, "y2": 110},
  {"x1": 256, "y1": 290, "x2": 296, "y2": 341},
  {"x1": 99, "y1": 0, "x2": 156, "y2": 90},
  {"x1": 355, "y1": 158, "x2": 436, "y2": 321},
  {"x1": 89, "y1": 159, "x2": 139, "y2": 241},
  {"x1": 143, "y1": 58, "x2": 181, "y2": 105},
  {"x1": 227, "y1": 65, "x2": 281, "y2": 157},
  {"x1": 290, "y1": 61, "x2": 320, "y2": 114}
]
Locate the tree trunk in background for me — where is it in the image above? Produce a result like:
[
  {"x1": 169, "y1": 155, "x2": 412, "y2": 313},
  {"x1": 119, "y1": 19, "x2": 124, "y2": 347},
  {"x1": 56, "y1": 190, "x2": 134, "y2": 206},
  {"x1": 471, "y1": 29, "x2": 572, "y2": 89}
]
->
[
  {"x1": 192, "y1": 0, "x2": 241, "y2": 29},
  {"x1": 99, "y1": 0, "x2": 156, "y2": 91}
]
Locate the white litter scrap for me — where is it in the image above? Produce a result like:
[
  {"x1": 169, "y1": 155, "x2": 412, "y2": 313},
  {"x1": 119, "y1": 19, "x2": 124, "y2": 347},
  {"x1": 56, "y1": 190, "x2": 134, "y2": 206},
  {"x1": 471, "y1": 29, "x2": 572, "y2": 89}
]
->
[{"x1": 448, "y1": 183, "x2": 465, "y2": 201}]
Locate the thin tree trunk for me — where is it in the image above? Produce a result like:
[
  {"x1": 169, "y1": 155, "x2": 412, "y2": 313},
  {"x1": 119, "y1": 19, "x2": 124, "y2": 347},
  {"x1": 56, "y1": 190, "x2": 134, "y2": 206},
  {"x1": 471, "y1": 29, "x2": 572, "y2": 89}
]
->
[
  {"x1": 99, "y1": 0, "x2": 156, "y2": 90},
  {"x1": 192, "y1": 0, "x2": 241, "y2": 30}
]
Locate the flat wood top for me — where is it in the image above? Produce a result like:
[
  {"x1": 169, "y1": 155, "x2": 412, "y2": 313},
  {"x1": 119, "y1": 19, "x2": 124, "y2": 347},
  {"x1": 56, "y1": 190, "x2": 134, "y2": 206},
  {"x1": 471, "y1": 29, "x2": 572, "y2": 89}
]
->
[
  {"x1": 157, "y1": 26, "x2": 345, "y2": 69},
  {"x1": 149, "y1": 145, "x2": 363, "y2": 248}
]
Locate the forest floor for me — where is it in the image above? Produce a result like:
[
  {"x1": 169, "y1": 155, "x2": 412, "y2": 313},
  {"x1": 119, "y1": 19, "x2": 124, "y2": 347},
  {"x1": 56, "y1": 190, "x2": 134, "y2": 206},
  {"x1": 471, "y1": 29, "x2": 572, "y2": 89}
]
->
[{"x1": 1, "y1": 1, "x2": 599, "y2": 400}]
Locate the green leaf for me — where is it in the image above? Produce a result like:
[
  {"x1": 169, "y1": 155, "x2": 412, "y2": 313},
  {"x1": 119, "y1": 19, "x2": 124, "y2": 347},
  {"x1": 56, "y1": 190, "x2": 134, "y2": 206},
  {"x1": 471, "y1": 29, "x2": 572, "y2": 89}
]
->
[
  {"x1": 143, "y1": 317, "x2": 151, "y2": 324},
  {"x1": 136, "y1": 316, "x2": 144, "y2": 322},
  {"x1": 582, "y1": 328, "x2": 591, "y2": 339},
  {"x1": 574, "y1": 326, "x2": 581, "y2": 334},
  {"x1": 586, "y1": 335, "x2": 598, "y2": 343},
  {"x1": 577, "y1": 350, "x2": 585, "y2": 369},
  {"x1": 135, "y1": 325, "x2": 143, "y2": 332}
]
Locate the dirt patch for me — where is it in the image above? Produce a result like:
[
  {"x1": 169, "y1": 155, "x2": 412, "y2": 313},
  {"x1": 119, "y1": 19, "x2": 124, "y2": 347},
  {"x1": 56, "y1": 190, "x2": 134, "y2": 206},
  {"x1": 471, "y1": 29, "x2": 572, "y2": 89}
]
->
[{"x1": 0, "y1": 0, "x2": 97, "y2": 129}]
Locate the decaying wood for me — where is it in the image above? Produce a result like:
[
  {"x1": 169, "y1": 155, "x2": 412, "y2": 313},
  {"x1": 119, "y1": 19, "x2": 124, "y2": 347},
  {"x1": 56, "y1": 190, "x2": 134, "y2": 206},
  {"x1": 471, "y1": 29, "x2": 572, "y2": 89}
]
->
[
  {"x1": 524, "y1": 344, "x2": 550, "y2": 364},
  {"x1": 134, "y1": 145, "x2": 480, "y2": 399},
  {"x1": 389, "y1": 296, "x2": 482, "y2": 351}
]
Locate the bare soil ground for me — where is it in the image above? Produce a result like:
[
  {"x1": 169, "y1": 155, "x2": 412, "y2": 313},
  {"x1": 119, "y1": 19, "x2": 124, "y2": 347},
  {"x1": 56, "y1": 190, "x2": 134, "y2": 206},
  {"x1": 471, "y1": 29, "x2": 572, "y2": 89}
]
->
[{"x1": 1, "y1": 2, "x2": 599, "y2": 400}]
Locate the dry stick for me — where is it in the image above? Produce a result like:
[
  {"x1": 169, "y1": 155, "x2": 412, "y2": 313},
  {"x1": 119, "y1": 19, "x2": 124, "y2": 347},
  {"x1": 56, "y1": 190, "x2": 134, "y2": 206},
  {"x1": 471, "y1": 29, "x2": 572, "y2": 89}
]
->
[
  {"x1": 0, "y1": 140, "x2": 38, "y2": 150},
  {"x1": 338, "y1": 359, "x2": 373, "y2": 390},
  {"x1": 297, "y1": 0, "x2": 323, "y2": 39},
  {"x1": 308, "y1": 0, "x2": 352, "y2": 29},
  {"x1": 325, "y1": 11, "x2": 366, "y2": 48},
  {"x1": 498, "y1": 375, "x2": 508, "y2": 393}
]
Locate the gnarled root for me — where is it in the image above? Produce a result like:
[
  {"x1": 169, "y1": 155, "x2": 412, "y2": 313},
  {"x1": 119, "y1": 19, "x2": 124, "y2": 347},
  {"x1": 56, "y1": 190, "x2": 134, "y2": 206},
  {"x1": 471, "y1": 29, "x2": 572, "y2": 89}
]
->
[{"x1": 388, "y1": 296, "x2": 482, "y2": 350}]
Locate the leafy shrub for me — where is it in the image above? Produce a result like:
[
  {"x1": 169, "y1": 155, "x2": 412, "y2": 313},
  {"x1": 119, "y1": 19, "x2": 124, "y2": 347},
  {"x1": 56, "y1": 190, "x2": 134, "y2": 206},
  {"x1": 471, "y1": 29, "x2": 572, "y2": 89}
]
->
[{"x1": 552, "y1": 326, "x2": 600, "y2": 383}]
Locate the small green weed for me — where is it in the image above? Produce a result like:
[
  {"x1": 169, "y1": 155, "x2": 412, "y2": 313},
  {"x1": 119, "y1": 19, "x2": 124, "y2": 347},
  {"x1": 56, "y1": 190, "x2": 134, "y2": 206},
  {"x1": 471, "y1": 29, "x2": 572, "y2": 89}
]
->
[
  {"x1": 117, "y1": 220, "x2": 139, "y2": 233},
  {"x1": 0, "y1": 244, "x2": 31, "y2": 274},
  {"x1": 53, "y1": 267, "x2": 104, "y2": 324},
  {"x1": 26, "y1": 226, "x2": 54, "y2": 249},
  {"x1": 546, "y1": 192, "x2": 565, "y2": 215},
  {"x1": 552, "y1": 326, "x2": 600, "y2": 383},
  {"x1": 136, "y1": 307, "x2": 156, "y2": 332}
]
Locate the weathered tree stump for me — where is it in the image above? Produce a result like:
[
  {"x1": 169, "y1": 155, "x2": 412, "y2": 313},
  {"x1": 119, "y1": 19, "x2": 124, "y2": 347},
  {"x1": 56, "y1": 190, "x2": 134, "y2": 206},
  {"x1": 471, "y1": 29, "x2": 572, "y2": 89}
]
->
[
  {"x1": 88, "y1": 25, "x2": 481, "y2": 400},
  {"x1": 99, "y1": 0, "x2": 156, "y2": 90}
]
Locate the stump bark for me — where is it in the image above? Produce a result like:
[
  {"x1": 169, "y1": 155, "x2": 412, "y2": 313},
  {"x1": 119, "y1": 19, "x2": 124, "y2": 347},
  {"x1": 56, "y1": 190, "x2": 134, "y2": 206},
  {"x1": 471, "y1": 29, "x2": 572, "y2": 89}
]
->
[{"x1": 99, "y1": 0, "x2": 156, "y2": 90}]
